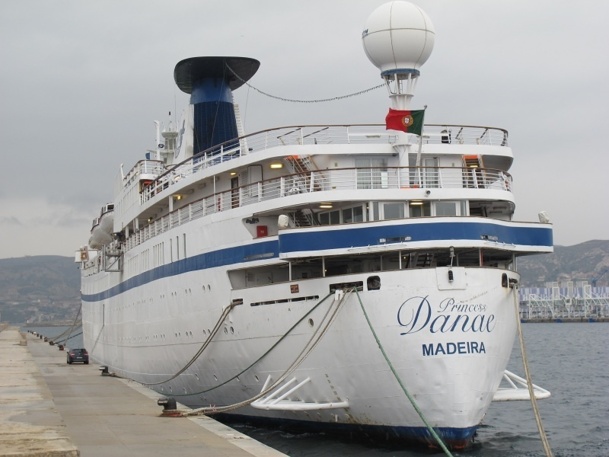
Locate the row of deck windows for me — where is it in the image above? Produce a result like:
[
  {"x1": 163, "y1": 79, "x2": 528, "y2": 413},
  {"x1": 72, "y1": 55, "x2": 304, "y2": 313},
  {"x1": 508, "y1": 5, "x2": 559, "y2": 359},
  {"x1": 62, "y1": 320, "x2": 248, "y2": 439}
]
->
[{"x1": 318, "y1": 201, "x2": 467, "y2": 225}]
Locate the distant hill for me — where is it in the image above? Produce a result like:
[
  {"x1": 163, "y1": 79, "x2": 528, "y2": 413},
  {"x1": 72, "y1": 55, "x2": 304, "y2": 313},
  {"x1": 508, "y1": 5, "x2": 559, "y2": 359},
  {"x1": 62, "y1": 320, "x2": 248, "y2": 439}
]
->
[
  {"x1": 518, "y1": 240, "x2": 609, "y2": 287},
  {"x1": 0, "y1": 255, "x2": 80, "y2": 323},
  {"x1": 0, "y1": 240, "x2": 608, "y2": 323}
]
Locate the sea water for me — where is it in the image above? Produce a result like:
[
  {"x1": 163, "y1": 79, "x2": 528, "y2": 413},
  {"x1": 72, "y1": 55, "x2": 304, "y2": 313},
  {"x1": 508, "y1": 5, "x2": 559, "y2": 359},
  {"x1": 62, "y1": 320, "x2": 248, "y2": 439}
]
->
[{"x1": 28, "y1": 323, "x2": 608, "y2": 456}]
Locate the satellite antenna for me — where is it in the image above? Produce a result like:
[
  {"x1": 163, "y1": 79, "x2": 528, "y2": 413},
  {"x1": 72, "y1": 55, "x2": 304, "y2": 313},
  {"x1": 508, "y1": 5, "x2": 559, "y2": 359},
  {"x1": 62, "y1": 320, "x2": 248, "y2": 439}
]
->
[{"x1": 362, "y1": 1, "x2": 435, "y2": 110}]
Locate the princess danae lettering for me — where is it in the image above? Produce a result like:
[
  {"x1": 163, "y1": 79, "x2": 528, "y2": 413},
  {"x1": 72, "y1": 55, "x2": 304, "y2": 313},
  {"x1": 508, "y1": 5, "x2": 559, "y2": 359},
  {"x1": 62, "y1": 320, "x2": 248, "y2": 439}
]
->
[{"x1": 397, "y1": 296, "x2": 496, "y2": 335}]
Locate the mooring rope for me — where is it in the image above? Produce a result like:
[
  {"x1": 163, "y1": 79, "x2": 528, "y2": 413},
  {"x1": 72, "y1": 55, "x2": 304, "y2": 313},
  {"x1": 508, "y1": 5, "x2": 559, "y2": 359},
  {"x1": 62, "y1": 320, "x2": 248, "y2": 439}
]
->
[
  {"x1": 181, "y1": 290, "x2": 350, "y2": 416},
  {"x1": 90, "y1": 319, "x2": 105, "y2": 356},
  {"x1": 114, "y1": 292, "x2": 334, "y2": 393},
  {"x1": 512, "y1": 288, "x2": 554, "y2": 457},
  {"x1": 142, "y1": 302, "x2": 237, "y2": 386},
  {"x1": 50, "y1": 304, "x2": 82, "y2": 344},
  {"x1": 169, "y1": 292, "x2": 334, "y2": 398},
  {"x1": 353, "y1": 289, "x2": 454, "y2": 457},
  {"x1": 57, "y1": 331, "x2": 83, "y2": 343}
]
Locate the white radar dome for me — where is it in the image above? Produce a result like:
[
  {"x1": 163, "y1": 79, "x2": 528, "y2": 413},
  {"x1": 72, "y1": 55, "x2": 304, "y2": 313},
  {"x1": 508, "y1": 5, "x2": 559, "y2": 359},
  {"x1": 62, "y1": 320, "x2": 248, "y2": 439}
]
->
[{"x1": 362, "y1": 1, "x2": 435, "y2": 75}]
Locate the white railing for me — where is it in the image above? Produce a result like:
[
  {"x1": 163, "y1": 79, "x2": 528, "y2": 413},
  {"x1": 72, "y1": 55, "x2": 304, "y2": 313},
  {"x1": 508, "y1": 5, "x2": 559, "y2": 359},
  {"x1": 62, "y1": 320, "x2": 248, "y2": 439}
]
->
[
  {"x1": 125, "y1": 165, "x2": 512, "y2": 251},
  {"x1": 129, "y1": 124, "x2": 508, "y2": 204},
  {"x1": 123, "y1": 160, "x2": 165, "y2": 187}
]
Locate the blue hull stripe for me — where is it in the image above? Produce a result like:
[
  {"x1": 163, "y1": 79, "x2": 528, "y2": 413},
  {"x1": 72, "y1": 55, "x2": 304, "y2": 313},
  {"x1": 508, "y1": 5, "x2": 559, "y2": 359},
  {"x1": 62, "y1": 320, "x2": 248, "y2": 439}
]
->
[
  {"x1": 279, "y1": 220, "x2": 552, "y2": 253},
  {"x1": 82, "y1": 240, "x2": 279, "y2": 302},
  {"x1": 82, "y1": 220, "x2": 551, "y2": 302}
]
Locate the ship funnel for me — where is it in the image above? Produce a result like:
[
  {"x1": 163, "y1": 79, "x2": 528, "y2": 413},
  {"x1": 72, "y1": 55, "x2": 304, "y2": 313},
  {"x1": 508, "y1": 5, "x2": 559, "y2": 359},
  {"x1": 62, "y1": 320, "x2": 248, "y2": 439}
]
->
[{"x1": 174, "y1": 56, "x2": 260, "y2": 154}]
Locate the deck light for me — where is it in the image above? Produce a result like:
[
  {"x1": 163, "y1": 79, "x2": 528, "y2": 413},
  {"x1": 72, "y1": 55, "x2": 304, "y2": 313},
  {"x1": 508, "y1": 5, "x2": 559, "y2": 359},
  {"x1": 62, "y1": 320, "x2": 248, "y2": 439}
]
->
[{"x1": 270, "y1": 162, "x2": 283, "y2": 169}]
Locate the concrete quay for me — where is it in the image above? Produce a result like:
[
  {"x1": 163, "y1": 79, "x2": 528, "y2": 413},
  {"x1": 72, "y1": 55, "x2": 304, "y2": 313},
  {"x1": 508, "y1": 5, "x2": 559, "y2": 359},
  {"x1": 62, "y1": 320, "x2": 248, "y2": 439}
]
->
[{"x1": 0, "y1": 325, "x2": 287, "y2": 457}]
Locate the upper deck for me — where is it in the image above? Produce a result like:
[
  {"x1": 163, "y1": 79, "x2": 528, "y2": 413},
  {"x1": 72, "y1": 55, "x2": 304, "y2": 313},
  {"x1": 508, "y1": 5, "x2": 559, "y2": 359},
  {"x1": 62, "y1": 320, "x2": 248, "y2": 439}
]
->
[
  {"x1": 104, "y1": 123, "x2": 520, "y2": 253},
  {"x1": 113, "y1": 123, "x2": 512, "y2": 231}
]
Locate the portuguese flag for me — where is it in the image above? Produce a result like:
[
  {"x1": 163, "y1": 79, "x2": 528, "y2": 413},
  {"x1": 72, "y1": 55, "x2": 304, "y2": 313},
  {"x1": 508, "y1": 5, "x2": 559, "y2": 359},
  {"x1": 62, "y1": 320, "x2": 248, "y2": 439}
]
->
[{"x1": 385, "y1": 108, "x2": 425, "y2": 135}]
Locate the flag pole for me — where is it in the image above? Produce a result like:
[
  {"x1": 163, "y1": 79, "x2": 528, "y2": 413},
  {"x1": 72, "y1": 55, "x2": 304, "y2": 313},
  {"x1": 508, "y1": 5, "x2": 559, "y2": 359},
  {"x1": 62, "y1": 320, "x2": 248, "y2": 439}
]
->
[{"x1": 415, "y1": 106, "x2": 427, "y2": 187}]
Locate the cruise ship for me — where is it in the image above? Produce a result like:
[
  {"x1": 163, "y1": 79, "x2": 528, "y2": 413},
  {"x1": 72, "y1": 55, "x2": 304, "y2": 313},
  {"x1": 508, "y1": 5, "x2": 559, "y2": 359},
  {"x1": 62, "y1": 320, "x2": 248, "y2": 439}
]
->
[{"x1": 77, "y1": 1, "x2": 553, "y2": 450}]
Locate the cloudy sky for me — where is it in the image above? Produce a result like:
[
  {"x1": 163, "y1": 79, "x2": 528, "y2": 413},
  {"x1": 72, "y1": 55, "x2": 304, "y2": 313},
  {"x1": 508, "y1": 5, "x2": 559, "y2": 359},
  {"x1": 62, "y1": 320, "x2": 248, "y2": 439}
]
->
[{"x1": 1, "y1": 0, "x2": 607, "y2": 259}]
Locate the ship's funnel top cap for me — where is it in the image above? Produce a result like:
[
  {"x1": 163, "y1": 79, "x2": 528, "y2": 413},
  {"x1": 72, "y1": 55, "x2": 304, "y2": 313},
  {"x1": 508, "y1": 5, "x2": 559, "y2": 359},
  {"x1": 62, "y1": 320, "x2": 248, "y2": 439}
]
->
[
  {"x1": 174, "y1": 56, "x2": 260, "y2": 94},
  {"x1": 362, "y1": 1, "x2": 435, "y2": 76}
]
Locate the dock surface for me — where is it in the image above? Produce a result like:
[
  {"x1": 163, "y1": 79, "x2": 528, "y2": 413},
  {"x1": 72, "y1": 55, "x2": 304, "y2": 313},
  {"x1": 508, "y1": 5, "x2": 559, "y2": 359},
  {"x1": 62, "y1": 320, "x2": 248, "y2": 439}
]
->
[{"x1": 0, "y1": 325, "x2": 286, "y2": 457}]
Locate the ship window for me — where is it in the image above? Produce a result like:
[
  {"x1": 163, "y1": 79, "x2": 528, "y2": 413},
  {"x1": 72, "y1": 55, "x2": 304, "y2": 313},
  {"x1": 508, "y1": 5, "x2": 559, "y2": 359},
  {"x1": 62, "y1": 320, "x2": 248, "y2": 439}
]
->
[
  {"x1": 372, "y1": 202, "x2": 404, "y2": 221},
  {"x1": 330, "y1": 210, "x2": 339, "y2": 224},
  {"x1": 383, "y1": 203, "x2": 404, "y2": 220},
  {"x1": 342, "y1": 208, "x2": 353, "y2": 223},
  {"x1": 319, "y1": 210, "x2": 340, "y2": 225},
  {"x1": 356, "y1": 158, "x2": 388, "y2": 189},
  {"x1": 342, "y1": 205, "x2": 364, "y2": 223},
  {"x1": 435, "y1": 201, "x2": 458, "y2": 216},
  {"x1": 320, "y1": 205, "x2": 366, "y2": 225},
  {"x1": 409, "y1": 201, "x2": 431, "y2": 217},
  {"x1": 367, "y1": 276, "x2": 381, "y2": 290},
  {"x1": 433, "y1": 201, "x2": 466, "y2": 217}
]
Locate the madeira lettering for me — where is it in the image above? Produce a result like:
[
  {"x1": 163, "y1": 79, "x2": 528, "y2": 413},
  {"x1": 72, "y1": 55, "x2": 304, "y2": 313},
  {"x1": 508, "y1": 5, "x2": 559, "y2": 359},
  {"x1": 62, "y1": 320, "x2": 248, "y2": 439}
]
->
[{"x1": 422, "y1": 341, "x2": 486, "y2": 356}]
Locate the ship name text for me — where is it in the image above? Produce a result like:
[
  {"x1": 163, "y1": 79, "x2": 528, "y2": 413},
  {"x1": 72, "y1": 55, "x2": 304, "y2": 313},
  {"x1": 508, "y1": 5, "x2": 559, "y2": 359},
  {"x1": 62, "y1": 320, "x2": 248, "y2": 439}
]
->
[
  {"x1": 397, "y1": 296, "x2": 495, "y2": 357},
  {"x1": 397, "y1": 296, "x2": 496, "y2": 335}
]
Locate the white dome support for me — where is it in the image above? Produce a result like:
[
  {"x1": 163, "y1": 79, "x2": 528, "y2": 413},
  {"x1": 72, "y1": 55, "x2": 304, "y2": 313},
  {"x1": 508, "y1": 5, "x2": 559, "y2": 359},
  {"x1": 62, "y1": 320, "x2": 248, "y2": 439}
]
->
[{"x1": 383, "y1": 70, "x2": 419, "y2": 110}]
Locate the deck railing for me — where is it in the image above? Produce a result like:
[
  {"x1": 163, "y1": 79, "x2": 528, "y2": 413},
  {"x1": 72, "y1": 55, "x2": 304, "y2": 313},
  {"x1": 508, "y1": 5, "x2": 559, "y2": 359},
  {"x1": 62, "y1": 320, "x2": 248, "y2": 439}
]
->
[
  {"x1": 132, "y1": 124, "x2": 508, "y2": 204},
  {"x1": 125, "y1": 165, "x2": 512, "y2": 251}
]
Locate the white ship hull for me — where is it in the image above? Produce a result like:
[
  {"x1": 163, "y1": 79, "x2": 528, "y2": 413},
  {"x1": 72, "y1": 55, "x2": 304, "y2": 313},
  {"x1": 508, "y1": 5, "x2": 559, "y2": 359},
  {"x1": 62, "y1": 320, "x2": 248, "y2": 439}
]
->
[{"x1": 83, "y1": 263, "x2": 517, "y2": 446}]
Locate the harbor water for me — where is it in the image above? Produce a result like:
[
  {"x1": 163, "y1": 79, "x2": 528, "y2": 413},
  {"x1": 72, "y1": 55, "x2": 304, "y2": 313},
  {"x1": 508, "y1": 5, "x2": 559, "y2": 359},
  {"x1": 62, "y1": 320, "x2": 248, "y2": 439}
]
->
[{"x1": 27, "y1": 323, "x2": 609, "y2": 456}]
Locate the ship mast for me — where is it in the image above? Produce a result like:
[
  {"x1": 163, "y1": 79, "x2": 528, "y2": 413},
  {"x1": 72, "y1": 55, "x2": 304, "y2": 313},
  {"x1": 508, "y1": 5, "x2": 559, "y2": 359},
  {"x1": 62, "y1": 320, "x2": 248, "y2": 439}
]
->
[{"x1": 362, "y1": 1, "x2": 435, "y2": 161}]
